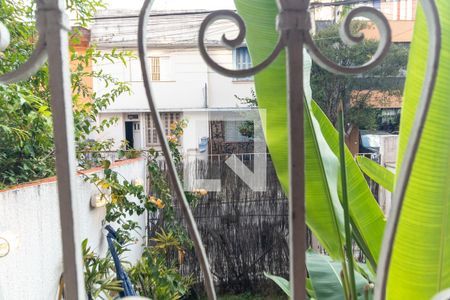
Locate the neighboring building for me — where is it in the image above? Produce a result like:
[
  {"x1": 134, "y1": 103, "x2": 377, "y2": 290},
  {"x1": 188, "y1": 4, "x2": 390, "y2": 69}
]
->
[
  {"x1": 90, "y1": 10, "x2": 255, "y2": 155},
  {"x1": 70, "y1": 27, "x2": 93, "y2": 105},
  {"x1": 312, "y1": 0, "x2": 417, "y2": 32}
]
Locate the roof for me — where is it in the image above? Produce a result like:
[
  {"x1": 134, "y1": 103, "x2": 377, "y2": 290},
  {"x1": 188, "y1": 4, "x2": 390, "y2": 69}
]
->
[
  {"x1": 351, "y1": 90, "x2": 403, "y2": 109},
  {"x1": 91, "y1": 10, "x2": 240, "y2": 49},
  {"x1": 361, "y1": 20, "x2": 414, "y2": 43}
]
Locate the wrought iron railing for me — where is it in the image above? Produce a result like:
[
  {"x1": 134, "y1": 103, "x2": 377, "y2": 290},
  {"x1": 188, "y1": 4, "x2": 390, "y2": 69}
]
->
[{"x1": 0, "y1": 0, "x2": 442, "y2": 299}]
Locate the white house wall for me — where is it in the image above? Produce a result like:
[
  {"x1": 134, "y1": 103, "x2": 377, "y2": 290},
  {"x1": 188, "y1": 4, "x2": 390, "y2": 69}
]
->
[
  {"x1": 93, "y1": 46, "x2": 254, "y2": 152},
  {"x1": 182, "y1": 111, "x2": 210, "y2": 153},
  {"x1": 94, "y1": 49, "x2": 253, "y2": 112},
  {"x1": 207, "y1": 49, "x2": 254, "y2": 108},
  {"x1": 95, "y1": 112, "x2": 125, "y2": 149}
]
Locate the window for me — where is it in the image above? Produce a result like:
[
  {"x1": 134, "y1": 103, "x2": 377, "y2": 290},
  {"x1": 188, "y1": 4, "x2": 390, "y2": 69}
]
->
[
  {"x1": 233, "y1": 47, "x2": 253, "y2": 81},
  {"x1": 151, "y1": 57, "x2": 160, "y2": 81},
  {"x1": 146, "y1": 112, "x2": 182, "y2": 146},
  {"x1": 224, "y1": 121, "x2": 251, "y2": 142},
  {"x1": 150, "y1": 56, "x2": 172, "y2": 81}
]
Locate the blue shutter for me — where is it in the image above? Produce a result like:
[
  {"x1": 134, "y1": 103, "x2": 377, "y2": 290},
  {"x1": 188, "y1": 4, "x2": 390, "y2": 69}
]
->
[
  {"x1": 373, "y1": 0, "x2": 381, "y2": 10},
  {"x1": 233, "y1": 47, "x2": 253, "y2": 80}
]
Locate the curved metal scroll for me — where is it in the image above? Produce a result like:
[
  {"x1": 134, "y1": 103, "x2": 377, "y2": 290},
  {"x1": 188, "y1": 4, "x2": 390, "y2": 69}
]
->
[
  {"x1": 304, "y1": 6, "x2": 391, "y2": 75},
  {"x1": 0, "y1": 10, "x2": 48, "y2": 84},
  {"x1": 197, "y1": 3, "x2": 395, "y2": 300},
  {"x1": 138, "y1": 1, "x2": 217, "y2": 300},
  {"x1": 198, "y1": 10, "x2": 285, "y2": 78},
  {"x1": 0, "y1": 36, "x2": 48, "y2": 84},
  {"x1": 374, "y1": 1, "x2": 441, "y2": 299},
  {"x1": 198, "y1": 6, "x2": 392, "y2": 78}
]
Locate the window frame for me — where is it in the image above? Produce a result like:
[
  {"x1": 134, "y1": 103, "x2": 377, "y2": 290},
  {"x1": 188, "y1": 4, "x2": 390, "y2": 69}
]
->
[
  {"x1": 233, "y1": 46, "x2": 253, "y2": 81},
  {"x1": 145, "y1": 112, "x2": 182, "y2": 147}
]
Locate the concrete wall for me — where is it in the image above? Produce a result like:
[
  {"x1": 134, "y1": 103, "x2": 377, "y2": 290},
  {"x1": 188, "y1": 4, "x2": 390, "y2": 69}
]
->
[
  {"x1": 378, "y1": 135, "x2": 399, "y2": 217},
  {"x1": 0, "y1": 159, "x2": 146, "y2": 300}
]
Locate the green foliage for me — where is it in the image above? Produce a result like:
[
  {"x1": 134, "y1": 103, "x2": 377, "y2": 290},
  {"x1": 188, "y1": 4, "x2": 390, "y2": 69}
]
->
[
  {"x1": 311, "y1": 23, "x2": 408, "y2": 129},
  {"x1": 0, "y1": 0, "x2": 132, "y2": 187},
  {"x1": 306, "y1": 251, "x2": 372, "y2": 300},
  {"x1": 356, "y1": 156, "x2": 394, "y2": 192},
  {"x1": 0, "y1": 84, "x2": 55, "y2": 186},
  {"x1": 235, "y1": 0, "x2": 385, "y2": 272},
  {"x1": 265, "y1": 251, "x2": 374, "y2": 300},
  {"x1": 237, "y1": 1, "x2": 450, "y2": 299},
  {"x1": 128, "y1": 232, "x2": 194, "y2": 299},
  {"x1": 234, "y1": 1, "x2": 386, "y2": 298},
  {"x1": 82, "y1": 239, "x2": 123, "y2": 300},
  {"x1": 385, "y1": 1, "x2": 450, "y2": 298},
  {"x1": 263, "y1": 273, "x2": 291, "y2": 298},
  {"x1": 83, "y1": 120, "x2": 197, "y2": 299},
  {"x1": 235, "y1": 89, "x2": 258, "y2": 139}
]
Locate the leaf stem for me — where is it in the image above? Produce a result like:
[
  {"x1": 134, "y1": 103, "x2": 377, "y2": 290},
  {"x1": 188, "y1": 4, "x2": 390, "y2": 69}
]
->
[{"x1": 338, "y1": 100, "x2": 357, "y2": 300}]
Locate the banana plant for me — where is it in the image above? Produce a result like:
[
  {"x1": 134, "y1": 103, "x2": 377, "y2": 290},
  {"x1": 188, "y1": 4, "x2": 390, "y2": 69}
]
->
[
  {"x1": 356, "y1": 156, "x2": 394, "y2": 192},
  {"x1": 382, "y1": 1, "x2": 450, "y2": 299},
  {"x1": 265, "y1": 251, "x2": 373, "y2": 300},
  {"x1": 234, "y1": 0, "x2": 386, "y2": 270},
  {"x1": 236, "y1": 0, "x2": 450, "y2": 299}
]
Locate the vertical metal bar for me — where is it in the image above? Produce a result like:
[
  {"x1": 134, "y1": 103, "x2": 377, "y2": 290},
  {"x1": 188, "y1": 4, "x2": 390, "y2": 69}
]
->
[
  {"x1": 287, "y1": 31, "x2": 306, "y2": 300},
  {"x1": 277, "y1": 1, "x2": 310, "y2": 298},
  {"x1": 42, "y1": 0, "x2": 85, "y2": 298}
]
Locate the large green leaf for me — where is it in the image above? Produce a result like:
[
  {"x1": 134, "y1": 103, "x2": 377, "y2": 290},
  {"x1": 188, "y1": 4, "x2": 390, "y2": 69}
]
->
[
  {"x1": 265, "y1": 252, "x2": 373, "y2": 300},
  {"x1": 264, "y1": 272, "x2": 291, "y2": 298},
  {"x1": 234, "y1": 0, "x2": 386, "y2": 265},
  {"x1": 306, "y1": 251, "x2": 371, "y2": 300},
  {"x1": 387, "y1": 1, "x2": 450, "y2": 298},
  {"x1": 310, "y1": 100, "x2": 386, "y2": 271},
  {"x1": 356, "y1": 156, "x2": 394, "y2": 192},
  {"x1": 235, "y1": 0, "x2": 345, "y2": 260}
]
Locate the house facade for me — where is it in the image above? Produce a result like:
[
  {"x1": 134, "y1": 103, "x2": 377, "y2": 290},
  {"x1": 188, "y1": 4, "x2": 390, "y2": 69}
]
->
[{"x1": 90, "y1": 10, "x2": 255, "y2": 155}]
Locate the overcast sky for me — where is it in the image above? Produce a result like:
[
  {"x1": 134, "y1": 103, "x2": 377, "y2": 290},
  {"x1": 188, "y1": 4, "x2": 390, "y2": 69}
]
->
[{"x1": 104, "y1": 0, "x2": 236, "y2": 10}]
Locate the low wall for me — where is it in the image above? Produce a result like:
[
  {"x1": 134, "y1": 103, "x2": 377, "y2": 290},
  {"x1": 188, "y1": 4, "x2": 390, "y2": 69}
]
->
[{"x1": 0, "y1": 158, "x2": 146, "y2": 300}]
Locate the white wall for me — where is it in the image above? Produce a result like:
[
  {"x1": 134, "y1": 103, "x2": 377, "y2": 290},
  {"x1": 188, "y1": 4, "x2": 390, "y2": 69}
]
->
[
  {"x1": 207, "y1": 49, "x2": 254, "y2": 108},
  {"x1": 183, "y1": 111, "x2": 210, "y2": 153},
  {"x1": 93, "y1": 47, "x2": 254, "y2": 154},
  {"x1": 0, "y1": 159, "x2": 146, "y2": 300},
  {"x1": 378, "y1": 135, "x2": 399, "y2": 217},
  {"x1": 93, "y1": 49, "x2": 254, "y2": 112},
  {"x1": 95, "y1": 112, "x2": 125, "y2": 149}
]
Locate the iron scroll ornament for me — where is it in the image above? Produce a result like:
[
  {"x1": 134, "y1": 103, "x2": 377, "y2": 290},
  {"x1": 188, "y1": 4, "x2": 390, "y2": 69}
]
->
[
  {"x1": 0, "y1": 2, "x2": 50, "y2": 84},
  {"x1": 198, "y1": 7, "x2": 392, "y2": 78},
  {"x1": 196, "y1": 3, "x2": 393, "y2": 300}
]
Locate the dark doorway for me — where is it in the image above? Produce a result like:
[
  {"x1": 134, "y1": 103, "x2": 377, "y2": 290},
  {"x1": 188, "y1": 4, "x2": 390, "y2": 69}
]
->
[{"x1": 125, "y1": 121, "x2": 134, "y2": 148}]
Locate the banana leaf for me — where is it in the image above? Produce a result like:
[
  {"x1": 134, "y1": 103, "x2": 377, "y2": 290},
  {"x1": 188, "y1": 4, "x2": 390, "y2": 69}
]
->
[
  {"x1": 264, "y1": 272, "x2": 291, "y2": 298},
  {"x1": 356, "y1": 156, "x2": 394, "y2": 192},
  {"x1": 306, "y1": 251, "x2": 371, "y2": 300},
  {"x1": 386, "y1": 1, "x2": 450, "y2": 298},
  {"x1": 234, "y1": 0, "x2": 385, "y2": 266},
  {"x1": 235, "y1": 0, "x2": 345, "y2": 260},
  {"x1": 265, "y1": 251, "x2": 373, "y2": 300}
]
